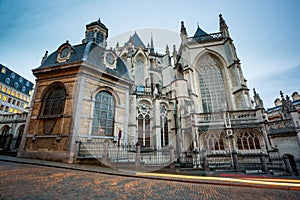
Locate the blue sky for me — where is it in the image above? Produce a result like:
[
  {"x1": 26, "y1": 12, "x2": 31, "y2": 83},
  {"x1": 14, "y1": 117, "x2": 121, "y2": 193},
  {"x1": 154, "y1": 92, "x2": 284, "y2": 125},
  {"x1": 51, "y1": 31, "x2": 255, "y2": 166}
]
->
[{"x1": 0, "y1": 0, "x2": 299, "y2": 108}]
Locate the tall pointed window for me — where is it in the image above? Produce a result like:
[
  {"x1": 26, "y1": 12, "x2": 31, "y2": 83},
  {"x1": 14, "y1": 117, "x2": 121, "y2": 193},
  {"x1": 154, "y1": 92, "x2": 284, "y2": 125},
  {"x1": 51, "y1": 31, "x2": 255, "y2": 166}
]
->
[
  {"x1": 41, "y1": 84, "x2": 66, "y2": 116},
  {"x1": 237, "y1": 131, "x2": 261, "y2": 150},
  {"x1": 160, "y1": 105, "x2": 169, "y2": 147},
  {"x1": 198, "y1": 54, "x2": 227, "y2": 113},
  {"x1": 92, "y1": 91, "x2": 114, "y2": 136},
  {"x1": 135, "y1": 56, "x2": 145, "y2": 86},
  {"x1": 137, "y1": 104, "x2": 150, "y2": 147}
]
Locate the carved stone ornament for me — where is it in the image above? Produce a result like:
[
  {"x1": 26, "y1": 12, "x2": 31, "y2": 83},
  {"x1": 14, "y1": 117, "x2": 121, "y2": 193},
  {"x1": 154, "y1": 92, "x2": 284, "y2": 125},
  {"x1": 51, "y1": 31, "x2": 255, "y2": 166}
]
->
[{"x1": 43, "y1": 118, "x2": 57, "y2": 134}]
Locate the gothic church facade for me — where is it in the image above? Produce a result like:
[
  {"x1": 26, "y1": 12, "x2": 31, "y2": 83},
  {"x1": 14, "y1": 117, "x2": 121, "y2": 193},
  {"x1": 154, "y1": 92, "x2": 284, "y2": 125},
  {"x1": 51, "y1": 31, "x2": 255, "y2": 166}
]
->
[{"x1": 19, "y1": 15, "x2": 276, "y2": 167}]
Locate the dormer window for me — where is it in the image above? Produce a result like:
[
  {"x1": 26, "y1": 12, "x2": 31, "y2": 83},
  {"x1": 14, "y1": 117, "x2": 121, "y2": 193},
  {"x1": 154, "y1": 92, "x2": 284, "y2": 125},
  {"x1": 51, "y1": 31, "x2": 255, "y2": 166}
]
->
[{"x1": 56, "y1": 42, "x2": 73, "y2": 63}]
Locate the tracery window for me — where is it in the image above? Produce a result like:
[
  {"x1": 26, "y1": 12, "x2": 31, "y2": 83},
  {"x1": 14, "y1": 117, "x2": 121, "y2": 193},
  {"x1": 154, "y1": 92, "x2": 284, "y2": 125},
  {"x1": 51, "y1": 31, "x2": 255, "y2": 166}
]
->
[
  {"x1": 135, "y1": 56, "x2": 145, "y2": 86},
  {"x1": 137, "y1": 104, "x2": 150, "y2": 147},
  {"x1": 198, "y1": 54, "x2": 227, "y2": 113},
  {"x1": 202, "y1": 131, "x2": 225, "y2": 151},
  {"x1": 92, "y1": 91, "x2": 114, "y2": 136},
  {"x1": 41, "y1": 85, "x2": 66, "y2": 116},
  {"x1": 160, "y1": 105, "x2": 169, "y2": 147},
  {"x1": 237, "y1": 131, "x2": 261, "y2": 150}
]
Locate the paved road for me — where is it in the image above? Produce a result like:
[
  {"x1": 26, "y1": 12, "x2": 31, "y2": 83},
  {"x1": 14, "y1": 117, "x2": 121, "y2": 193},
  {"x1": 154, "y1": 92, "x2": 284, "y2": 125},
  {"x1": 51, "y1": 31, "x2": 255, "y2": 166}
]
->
[{"x1": 0, "y1": 161, "x2": 299, "y2": 200}]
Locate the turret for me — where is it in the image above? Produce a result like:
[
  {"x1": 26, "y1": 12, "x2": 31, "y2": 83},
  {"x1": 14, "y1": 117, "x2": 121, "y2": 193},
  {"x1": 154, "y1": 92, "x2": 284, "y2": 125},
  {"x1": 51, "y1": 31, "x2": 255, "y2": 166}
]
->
[{"x1": 82, "y1": 18, "x2": 108, "y2": 48}]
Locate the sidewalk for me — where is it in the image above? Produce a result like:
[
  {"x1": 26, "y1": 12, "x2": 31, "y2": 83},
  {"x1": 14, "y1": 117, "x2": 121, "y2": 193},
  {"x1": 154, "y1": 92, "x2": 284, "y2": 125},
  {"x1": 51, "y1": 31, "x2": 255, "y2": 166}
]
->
[{"x1": 0, "y1": 155, "x2": 299, "y2": 190}]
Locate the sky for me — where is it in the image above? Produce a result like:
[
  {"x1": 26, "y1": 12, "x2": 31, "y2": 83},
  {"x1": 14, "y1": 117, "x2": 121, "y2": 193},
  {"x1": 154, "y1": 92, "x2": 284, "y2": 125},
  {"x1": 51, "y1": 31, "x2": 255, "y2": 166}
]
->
[{"x1": 0, "y1": 0, "x2": 299, "y2": 108}]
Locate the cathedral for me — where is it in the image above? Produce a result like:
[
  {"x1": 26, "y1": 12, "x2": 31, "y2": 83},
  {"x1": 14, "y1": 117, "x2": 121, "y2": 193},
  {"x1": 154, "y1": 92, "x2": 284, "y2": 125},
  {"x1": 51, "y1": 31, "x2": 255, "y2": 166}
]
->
[{"x1": 17, "y1": 15, "x2": 300, "y2": 174}]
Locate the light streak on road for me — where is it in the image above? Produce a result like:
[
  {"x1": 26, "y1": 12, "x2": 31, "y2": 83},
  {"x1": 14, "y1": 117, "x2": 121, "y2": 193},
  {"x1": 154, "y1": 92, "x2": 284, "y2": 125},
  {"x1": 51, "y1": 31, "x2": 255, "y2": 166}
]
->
[{"x1": 136, "y1": 172, "x2": 300, "y2": 189}]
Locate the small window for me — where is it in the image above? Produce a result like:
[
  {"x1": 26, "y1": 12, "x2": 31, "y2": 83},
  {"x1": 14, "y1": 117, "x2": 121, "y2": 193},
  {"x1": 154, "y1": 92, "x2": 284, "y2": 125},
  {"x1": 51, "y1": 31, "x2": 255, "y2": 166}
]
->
[
  {"x1": 10, "y1": 72, "x2": 15, "y2": 79},
  {"x1": 9, "y1": 107, "x2": 13, "y2": 113},
  {"x1": 19, "y1": 77, "x2": 23, "y2": 83},
  {"x1": 22, "y1": 86, "x2": 26, "y2": 92},
  {"x1": 7, "y1": 89, "x2": 11, "y2": 94},
  {"x1": 1, "y1": 67, "x2": 6, "y2": 74},
  {"x1": 5, "y1": 106, "x2": 9, "y2": 112},
  {"x1": 26, "y1": 81, "x2": 29, "y2": 87},
  {"x1": 8, "y1": 97, "x2": 11, "y2": 103},
  {"x1": 5, "y1": 78, "x2": 10, "y2": 85},
  {"x1": 14, "y1": 82, "x2": 19, "y2": 89},
  {"x1": 2, "y1": 95, "x2": 7, "y2": 101}
]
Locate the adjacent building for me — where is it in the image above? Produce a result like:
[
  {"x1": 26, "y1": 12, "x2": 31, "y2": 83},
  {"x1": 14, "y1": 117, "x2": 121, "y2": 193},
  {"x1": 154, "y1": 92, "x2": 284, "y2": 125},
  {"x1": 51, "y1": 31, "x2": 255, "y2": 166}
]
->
[{"x1": 0, "y1": 64, "x2": 34, "y2": 151}]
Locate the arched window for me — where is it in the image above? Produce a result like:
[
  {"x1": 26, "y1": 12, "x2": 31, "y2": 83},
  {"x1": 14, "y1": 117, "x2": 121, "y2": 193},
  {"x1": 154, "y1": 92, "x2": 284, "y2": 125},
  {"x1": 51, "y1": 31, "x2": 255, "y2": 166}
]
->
[
  {"x1": 92, "y1": 91, "x2": 114, "y2": 136},
  {"x1": 137, "y1": 104, "x2": 150, "y2": 147},
  {"x1": 160, "y1": 105, "x2": 169, "y2": 147},
  {"x1": 41, "y1": 84, "x2": 66, "y2": 116},
  {"x1": 202, "y1": 131, "x2": 225, "y2": 151},
  {"x1": 198, "y1": 54, "x2": 227, "y2": 113},
  {"x1": 135, "y1": 56, "x2": 145, "y2": 86},
  {"x1": 237, "y1": 131, "x2": 261, "y2": 150}
]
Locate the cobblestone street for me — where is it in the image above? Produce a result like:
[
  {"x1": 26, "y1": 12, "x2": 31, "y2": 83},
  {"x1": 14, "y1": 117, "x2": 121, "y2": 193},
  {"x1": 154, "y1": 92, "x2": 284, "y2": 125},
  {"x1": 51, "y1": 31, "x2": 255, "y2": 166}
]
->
[{"x1": 0, "y1": 161, "x2": 300, "y2": 200}]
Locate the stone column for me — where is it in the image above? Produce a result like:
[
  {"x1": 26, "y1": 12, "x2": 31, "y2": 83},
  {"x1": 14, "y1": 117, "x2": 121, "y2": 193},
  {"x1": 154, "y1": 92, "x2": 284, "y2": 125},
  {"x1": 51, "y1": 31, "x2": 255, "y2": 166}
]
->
[
  {"x1": 135, "y1": 142, "x2": 141, "y2": 170},
  {"x1": 232, "y1": 150, "x2": 240, "y2": 172},
  {"x1": 259, "y1": 152, "x2": 269, "y2": 174},
  {"x1": 169, "y1": 144, "x2": 175, "y2": 170},
  {"x1": 102, "y1": 139, "x2": 109, "y2": 163}
]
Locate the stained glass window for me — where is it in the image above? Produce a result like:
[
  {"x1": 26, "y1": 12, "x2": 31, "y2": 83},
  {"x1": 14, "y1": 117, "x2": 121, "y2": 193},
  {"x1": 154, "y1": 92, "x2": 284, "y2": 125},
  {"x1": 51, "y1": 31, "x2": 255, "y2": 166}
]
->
[
  {"x1": 91, "y1": 91, "x2": 114, "y2": 136},
  {"x1": 198, "y1": 54, "x2": 227, "y2": 113}
]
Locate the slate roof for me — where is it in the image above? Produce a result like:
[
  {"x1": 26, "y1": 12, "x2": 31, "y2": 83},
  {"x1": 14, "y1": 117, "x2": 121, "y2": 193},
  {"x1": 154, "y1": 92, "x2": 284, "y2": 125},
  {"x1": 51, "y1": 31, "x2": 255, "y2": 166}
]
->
[
  {"x1": 0, "y1": 64, "x2": 34, "y2": 95},
  {"x1": 126, "y1": 32, "x2": 146, "y2": 48},
  {"x1": 193, "y1": 26, "x2": 208, "y2": 37},
  {"x1": 36, "y1": 42, "x2": 131, "y2": 80}
]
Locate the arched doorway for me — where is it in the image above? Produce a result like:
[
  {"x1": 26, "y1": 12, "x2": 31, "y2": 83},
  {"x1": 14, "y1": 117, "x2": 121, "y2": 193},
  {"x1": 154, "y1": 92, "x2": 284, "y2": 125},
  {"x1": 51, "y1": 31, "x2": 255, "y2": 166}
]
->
[
  {"x1": 284, "y1": 154, "x2": 299, "y2": 175},
  {"x1": 0, "y1": 126, "x2": 11, "y2": 150},
  {"x1": 15, "y1": 125, "x2": 25, "y2": 150}
]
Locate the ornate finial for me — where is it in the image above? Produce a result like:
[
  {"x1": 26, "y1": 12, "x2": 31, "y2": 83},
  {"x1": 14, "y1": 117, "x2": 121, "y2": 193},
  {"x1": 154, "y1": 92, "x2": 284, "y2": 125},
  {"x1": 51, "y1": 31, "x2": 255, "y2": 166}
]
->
[
  {"x1": 41, "y1": 51, "x2": 48, "y2": 64},
  {"x1": 173, "y1": 45, "x2": 176, "y2": 52},
  {"x1": 166, "y1": 44, "x2": 169, "y2": 52},
  {"x1": 219, "y1": 14, "x2": 227, "y2": 29},
  {"x1": 280, "y1": 90, "x2": 284, "y2": 98},
  {"x1": 180, "y1": 21, "x2": 187, "y2": 35},
  {"x1": 116, "y1": 42, "x2": 119, "y2": 48},
  {"x1": 253, "y1": 88, "x2": 257, "y2": 95},
  {"x1": 98, "y1": 18, "x2": 101, "y2": 23},
  {"x1": 66, "y1": 40, "x2": 69, "y2": 44}
]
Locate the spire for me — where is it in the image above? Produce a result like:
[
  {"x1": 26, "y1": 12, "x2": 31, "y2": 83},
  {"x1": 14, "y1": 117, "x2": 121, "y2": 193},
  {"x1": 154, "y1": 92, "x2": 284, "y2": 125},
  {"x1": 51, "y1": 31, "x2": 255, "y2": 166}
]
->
[
  {"x1": 180, "y1": 21, "x2": 188, "y2": 43},
  {"x1": 180, "y1": 21, "x2": 187, "y2": 35},
  {"x1": 165, "y1": 44, "x2": 170, "y2": 54},
  {"x1": 253, "y1": 88, "x2": 264, "y2": 108},
  {"x1": 150, "y1": 33, "x2": 154, "y2": 54},
  {"x1": 219, "y1": 14, "x2": 230, "y2": 37}
]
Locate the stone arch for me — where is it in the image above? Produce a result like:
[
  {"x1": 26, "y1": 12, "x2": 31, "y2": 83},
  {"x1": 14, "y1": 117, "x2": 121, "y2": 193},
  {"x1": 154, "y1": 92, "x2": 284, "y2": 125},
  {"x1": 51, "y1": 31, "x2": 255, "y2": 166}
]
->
[
  {"x1": 194, "y1": 51, "x2": 229, "y2": 112},
  {"x1": 92, "y1": 86, "x2": 121, "y2": 106},
  {"x1": 15, "y1": 124, "x2": 25, "y2": 149},
  {"x1": 0, "y1": 125, "x2": 11, "y2": 150},
  {"x1": 39, "y1": 81, "x2": 68, "y2": 116}
]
